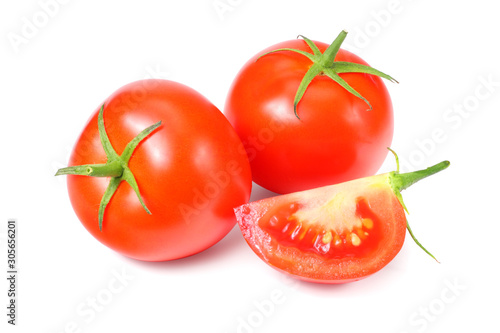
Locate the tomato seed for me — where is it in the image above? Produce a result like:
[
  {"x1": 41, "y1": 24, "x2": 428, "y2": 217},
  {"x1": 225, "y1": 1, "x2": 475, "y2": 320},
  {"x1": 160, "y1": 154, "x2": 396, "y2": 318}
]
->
[
  {"x1": 351, "y1": 233, "x2": 361, "y2": 247},
  {"x1": 322, "y1": 231, "x2": 333, "y2": 244},
  {"x1": 362, "y1": 218, "x2": 374, "y2": 229}
]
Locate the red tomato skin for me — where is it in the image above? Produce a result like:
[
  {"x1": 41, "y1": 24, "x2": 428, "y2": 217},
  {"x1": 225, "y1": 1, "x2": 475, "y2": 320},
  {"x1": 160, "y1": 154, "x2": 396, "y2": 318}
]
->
[
  {"x1": 67, "y1": 79, "x2": 252, "y2": 261},
  {"x1": 235, "y1": 174, "x2": 407, "y2": 284},
  {"x1": 225, "y1": 39, "x2": 394, "y2": 194}
]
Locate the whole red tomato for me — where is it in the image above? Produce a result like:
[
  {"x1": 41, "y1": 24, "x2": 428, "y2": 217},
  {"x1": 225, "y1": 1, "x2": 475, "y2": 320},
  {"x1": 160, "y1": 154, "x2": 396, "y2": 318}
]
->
[
  {"x1": 225, "y1": 31, "x2": 396, "y2": 194},
  {"x1": 57, "y1": 79, "x2": 252, "y2": 261}
]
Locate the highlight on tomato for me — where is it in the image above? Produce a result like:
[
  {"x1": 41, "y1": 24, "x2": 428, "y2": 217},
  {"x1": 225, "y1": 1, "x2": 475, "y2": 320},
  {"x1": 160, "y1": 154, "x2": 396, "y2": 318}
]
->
[
  {"x1": 56, "y1": 79, "x2": 252, "y2": 261},
  {"x1": 234, "y1": 150, "x2": 450, "y2": 284},
  {"x1": 225, "y1": 30, "x2": 397, "y2": 194}
]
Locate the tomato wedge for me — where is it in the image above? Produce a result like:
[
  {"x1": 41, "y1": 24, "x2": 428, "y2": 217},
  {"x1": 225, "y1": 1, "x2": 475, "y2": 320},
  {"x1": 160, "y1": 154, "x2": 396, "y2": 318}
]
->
[{"x1": 235, "y1": 152, "x2": 449, "y2": 283}]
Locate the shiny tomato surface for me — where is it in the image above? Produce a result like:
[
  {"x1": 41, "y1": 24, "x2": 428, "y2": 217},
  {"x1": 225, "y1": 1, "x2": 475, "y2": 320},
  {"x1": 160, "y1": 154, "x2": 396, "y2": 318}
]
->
[
  {"x1": 225, "y1": 38, "x2": 394, "y2": 194},
  {"x1": 67, "y1": 79, "x2": 252, "y2": 261}
]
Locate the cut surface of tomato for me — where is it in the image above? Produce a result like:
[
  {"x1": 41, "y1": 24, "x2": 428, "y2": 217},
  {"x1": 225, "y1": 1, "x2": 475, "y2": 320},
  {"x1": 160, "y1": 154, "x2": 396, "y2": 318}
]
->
[
  {"x1": 262, "y1": 197, "x2": 384, "y2": 260},
  {"x1": 235, "y1": 156, "x2": 450, "y2": 283},
  {"x1": 236, "y1": 174, "x2": 406, "y2": 283}
]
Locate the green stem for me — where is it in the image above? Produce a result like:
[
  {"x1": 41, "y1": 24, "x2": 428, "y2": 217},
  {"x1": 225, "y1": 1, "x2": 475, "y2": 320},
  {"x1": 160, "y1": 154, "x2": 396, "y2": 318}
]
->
[
  {"x1": 392, "y1": 161, "x2": 450, "y2": 193},
  {"x1": 319, "y1": 30, "x2": 347, "y2": 68},
  {"x1": 386, "y1": 150, "x2": 450, "y2": 263},
  {"x1": 55, "y1": 160, "x2": 123, "y2": 177}
]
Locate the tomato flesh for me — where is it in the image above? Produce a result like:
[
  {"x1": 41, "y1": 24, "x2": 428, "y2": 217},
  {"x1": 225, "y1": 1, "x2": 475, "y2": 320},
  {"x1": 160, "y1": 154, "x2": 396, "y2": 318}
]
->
[
  {"x1": 261, "y1": 198, "x2": 386, "y2": 260},
  {"x1": 235, "y1": 174, "x2": 407, "y2": 283}
]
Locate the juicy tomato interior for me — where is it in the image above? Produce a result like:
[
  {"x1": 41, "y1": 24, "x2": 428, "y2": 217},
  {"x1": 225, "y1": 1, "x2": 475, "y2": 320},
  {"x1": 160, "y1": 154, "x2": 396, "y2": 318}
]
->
[
  {"x1": 236, "y1": 174, "x2": 407, "y2": 284},
  {"x1": 260, "y1": 198, "x2": 383, "y2": 260}
]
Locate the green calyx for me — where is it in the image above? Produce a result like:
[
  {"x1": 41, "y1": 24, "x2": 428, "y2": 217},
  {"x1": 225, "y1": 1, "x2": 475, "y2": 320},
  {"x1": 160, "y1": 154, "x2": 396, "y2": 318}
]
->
[
  {"x1": 56, "y1": 104, "x2": 162, "y2": 231},
  {"x1": 387, "y1": 148, "x2": 450, "y2": 262},
  {"x1": 258, "y1": 30, "x2": 398, "y2": 119}
]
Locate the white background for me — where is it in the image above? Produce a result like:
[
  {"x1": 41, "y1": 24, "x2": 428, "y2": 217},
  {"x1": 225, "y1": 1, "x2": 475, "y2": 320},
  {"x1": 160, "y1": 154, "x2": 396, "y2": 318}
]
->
[{"x1": 1, "y1": 0, "x2": 499, "y2": 332}]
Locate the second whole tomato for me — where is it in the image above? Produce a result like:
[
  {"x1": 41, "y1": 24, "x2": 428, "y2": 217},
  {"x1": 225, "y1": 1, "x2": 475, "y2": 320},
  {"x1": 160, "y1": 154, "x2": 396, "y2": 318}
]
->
[
  {"x1": 57, "y1": 79, "x2": 252, "y2": 261},
  {"x1": 225, "y1": 31, "x2": 397, "y2": 194}
]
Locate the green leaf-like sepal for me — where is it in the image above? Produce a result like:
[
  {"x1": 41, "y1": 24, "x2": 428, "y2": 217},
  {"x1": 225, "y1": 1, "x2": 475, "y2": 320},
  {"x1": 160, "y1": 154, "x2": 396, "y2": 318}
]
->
[
  {"x1": 56, "y1": 104, "x2": 162, "y2": 231},
  {"x1": 257, "y1": 30, "x2": 398, "y2": 119}
]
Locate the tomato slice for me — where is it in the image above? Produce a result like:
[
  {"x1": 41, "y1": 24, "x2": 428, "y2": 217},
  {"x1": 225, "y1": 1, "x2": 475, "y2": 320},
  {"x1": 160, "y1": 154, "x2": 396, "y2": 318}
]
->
[
  {"x1": 236, "y1": 174, "x2": 407, "y2": 283},
  {"x1": 236, "y1": 155, "x2": 450, "y2": 283}
]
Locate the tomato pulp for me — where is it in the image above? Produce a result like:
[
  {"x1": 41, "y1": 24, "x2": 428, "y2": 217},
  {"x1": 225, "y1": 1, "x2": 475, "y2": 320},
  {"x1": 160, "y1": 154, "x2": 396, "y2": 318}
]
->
[{"x1": 235, "y1": 156, "x2": 449, "y2": 283}]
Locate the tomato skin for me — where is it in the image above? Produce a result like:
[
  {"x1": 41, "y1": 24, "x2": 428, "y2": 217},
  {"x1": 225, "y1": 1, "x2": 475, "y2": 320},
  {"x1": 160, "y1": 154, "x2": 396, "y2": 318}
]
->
[
  {"x1": 235, "y1": 174, "x2": 406, "y2": 283},
  {"x1": 66, "y1": 79, "x2": 252, "y2": 261},
  {"x1": 225, "y1": 39, "x2": 393, "y2": 194}
]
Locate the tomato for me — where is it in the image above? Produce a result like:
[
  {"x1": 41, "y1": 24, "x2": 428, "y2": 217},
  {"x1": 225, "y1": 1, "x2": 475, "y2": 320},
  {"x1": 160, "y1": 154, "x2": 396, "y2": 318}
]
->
[
  {"x1": 57, "y1": 79, "x2": 252, "y2": 261},
  {"x1": 234, "y1": 153, "x2": 449, "y2": 283},
  {"x1": 225, "y1": 31, "x2": 396, "y2": 194}
]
